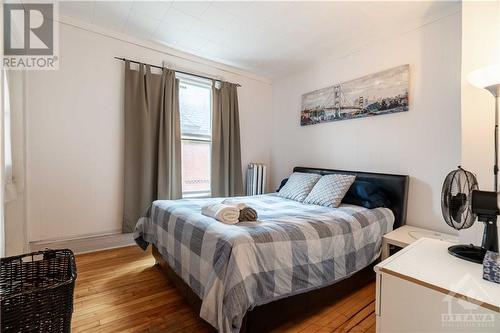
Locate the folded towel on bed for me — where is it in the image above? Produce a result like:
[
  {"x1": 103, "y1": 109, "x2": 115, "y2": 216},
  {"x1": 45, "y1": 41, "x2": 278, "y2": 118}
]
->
[
  {"x1": 239, "y1": 207, "x2": 258, "y2": 222},
  {"x1": 221, "y1": 201, "x2": 246, "y2": 210},
  {"x1": 201, "y1": 204, "x2": 240, "y2": 224},
  {"x1": 221, "y1": 199, "x2": 248, "y2": 210},
  {"x1": 221, "y1": 199, "x2": 258, "y2": 222}
]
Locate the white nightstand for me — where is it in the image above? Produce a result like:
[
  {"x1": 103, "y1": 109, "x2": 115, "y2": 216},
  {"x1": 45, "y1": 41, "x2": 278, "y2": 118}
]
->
[
  {"x1": 381, "y1": 225, "x2": 458, "y2": 260},
  {"x1": 375, "y1": 238, "x2": 500, "y2": 332}
]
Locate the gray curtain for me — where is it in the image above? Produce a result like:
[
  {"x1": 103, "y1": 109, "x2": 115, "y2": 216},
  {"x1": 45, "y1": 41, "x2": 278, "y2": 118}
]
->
[
  {"x1": 211, "y1": 82, "x2": 243, "y2": 197},
  {"x1": 123, "y1": 61, "x2": 182, "y2": 233}
]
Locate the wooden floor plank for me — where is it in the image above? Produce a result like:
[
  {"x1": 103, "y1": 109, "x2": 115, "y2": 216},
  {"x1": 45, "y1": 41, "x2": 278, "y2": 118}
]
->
[
  {"x1": 335, "y1": 301, "x2": 375, "y2": 332},
  {"x1": 365, "y1": 322, "x2": 376, "y2": 333},
  {"x1": 355, "y1": 313, "x2": 376, "y2": 332},
  {"x1": 72, "y1": 246, "x2": 376, "y2": 332}
]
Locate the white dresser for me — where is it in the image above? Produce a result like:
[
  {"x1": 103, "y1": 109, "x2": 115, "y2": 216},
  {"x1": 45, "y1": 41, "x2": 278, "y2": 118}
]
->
[{"x1": 375, "y1": 238, "x2": 500, "y2": 332}]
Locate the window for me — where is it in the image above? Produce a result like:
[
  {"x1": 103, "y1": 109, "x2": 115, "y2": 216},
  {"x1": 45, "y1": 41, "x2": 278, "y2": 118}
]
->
[
  {"x1": 3, "y1": 70, "x2": 16, "y2": 203},
  {"x1": 178, "y1": 74, "x2": 212, "y2": 198}
]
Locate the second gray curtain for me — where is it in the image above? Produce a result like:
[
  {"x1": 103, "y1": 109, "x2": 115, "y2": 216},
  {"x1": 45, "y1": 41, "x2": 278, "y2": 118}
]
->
[
  {"x1": 123, "y1": 61, "x2": 182, "y2": 233},
  {"x1": 211, "y1": 82, "x2": 243, "y2": 197}
]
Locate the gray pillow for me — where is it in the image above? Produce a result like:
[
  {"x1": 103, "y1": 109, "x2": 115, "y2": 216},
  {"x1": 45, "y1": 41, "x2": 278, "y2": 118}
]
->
[
  {"x1": 304, "y1": 174, "x2": 356, "y2": 208},
  {"x1": 278, "y1": 172, "x2": 321, "y2": 202}
]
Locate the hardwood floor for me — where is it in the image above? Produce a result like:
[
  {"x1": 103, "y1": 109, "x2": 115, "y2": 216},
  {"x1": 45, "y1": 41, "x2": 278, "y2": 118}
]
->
[{"x1": 72, "y1": 246, "x2": 376, "y2": 333}]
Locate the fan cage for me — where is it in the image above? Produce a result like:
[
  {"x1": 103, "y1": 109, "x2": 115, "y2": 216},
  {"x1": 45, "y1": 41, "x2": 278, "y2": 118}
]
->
[{"x1": 441, "y1": 167, "x2": 478, "y2": 230}]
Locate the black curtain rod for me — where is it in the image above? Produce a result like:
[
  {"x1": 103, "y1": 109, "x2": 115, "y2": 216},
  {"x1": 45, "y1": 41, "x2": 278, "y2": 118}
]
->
[{"x1": 114, "y1": 57, "x2": 241, "y2": 87}]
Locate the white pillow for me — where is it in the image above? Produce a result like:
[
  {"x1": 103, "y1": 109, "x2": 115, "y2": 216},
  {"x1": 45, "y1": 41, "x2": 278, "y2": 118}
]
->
[
  {"x1": 303, "y1": 174, "x2": 356, "y2": 208},
  {"x1": 278, "y1": 172, "x2": 321, "y2": 202}
]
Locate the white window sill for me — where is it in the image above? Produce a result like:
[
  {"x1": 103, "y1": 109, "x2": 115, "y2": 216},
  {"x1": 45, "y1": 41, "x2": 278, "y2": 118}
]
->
[{"x1": 182, "y1": 192, "x2": 211, "y2": 199}]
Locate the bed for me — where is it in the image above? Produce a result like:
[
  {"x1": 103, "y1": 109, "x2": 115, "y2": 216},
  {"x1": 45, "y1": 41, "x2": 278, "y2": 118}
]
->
[{"x1": 134, "y1": 166, "x2": 409, "y2": 333}]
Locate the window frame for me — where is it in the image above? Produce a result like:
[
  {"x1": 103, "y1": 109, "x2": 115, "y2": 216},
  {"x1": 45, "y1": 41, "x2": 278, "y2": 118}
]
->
[{"x1": 177, "y1": 74, "x2": 213, "y2": 198}]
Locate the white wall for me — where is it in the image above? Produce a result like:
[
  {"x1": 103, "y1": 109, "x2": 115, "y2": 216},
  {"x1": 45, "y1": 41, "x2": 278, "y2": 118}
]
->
[
  {"x1": 271, "y1": 13, "x2": 462, "y2": 234},
  {"x1": 460, "y1": 1, "x2": 500, "y2": 245},
  {"x1": 25, "y1": 21, "x2": 273, "y2": 242}
]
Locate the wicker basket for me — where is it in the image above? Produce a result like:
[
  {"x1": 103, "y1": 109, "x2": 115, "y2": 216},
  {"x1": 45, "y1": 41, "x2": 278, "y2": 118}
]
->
[{"x1": 0, "y1": 249, "x2": 77, "y2": 333}]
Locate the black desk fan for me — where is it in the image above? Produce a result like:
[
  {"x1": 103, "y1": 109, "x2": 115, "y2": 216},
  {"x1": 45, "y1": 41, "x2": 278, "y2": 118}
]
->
[
  {"x1": 441, "y1": 65, "x2": 500, "y2": 263},
  {"x1": 441, "y1": 167, "x2": 498, "y2": 263}
]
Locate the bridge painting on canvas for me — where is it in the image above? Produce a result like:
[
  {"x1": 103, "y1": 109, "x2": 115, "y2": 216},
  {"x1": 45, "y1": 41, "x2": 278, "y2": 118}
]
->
[{"x1": 300, "y1": 64, "x2": 409, "y2": 126}]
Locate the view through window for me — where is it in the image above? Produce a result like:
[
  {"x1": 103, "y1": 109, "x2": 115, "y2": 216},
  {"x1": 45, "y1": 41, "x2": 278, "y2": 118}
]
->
[{"x1": 178, "y1": 75, "x2": 212, "y2": 197}]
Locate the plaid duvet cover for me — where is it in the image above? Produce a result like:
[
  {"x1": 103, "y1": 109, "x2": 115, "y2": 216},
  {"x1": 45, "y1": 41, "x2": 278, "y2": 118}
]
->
[{"x1": 134, "y1": 193, "x2": 394, "y2": 333}]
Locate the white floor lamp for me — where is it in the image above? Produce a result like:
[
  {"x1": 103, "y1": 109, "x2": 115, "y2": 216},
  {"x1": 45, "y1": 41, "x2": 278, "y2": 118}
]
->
[
  {"x1": 466, "y1": 64, "x2": 500, "y2": 256},
  {"x1": 468, "y1": 64, "x2": 500, "y2": 190}
]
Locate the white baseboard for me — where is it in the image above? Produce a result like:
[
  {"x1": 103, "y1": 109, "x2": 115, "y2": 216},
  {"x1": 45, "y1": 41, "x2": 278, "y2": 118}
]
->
[{"x1": 29, "y1": 233, "x2": 136, "y2": 255}]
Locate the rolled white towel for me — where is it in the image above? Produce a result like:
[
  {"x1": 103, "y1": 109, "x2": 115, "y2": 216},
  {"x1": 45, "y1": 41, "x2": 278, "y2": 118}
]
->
[
  {"x1": 201, "y1": 203, "x2": 240, "y2": 225},
  {"x1": 221, "y1": 199, "x2": 248, "y2": 210},
  {"x1": 221, "y1": 199, "x2": 258, "y2": 222}
]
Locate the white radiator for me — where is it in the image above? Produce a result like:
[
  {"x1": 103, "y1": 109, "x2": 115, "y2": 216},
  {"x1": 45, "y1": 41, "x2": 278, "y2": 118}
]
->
[{"x1": 246, "y1": 163, "x2": 267, "y2": 195}]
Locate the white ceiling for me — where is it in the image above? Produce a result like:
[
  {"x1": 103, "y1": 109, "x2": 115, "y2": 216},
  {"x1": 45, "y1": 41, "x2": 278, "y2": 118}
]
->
[{"x1": 59, "y1": 1, "x2": 461, "y2": 78}]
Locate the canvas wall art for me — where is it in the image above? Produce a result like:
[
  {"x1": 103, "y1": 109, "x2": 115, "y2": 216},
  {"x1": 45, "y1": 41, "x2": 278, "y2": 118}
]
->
[{"x1": 300, "y1": 64, "x2": 409, "y2": 126}]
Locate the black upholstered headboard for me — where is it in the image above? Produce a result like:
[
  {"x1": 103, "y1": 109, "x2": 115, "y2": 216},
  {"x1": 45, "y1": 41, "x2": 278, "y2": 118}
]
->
[{"x1": 293, "y1": 166, "x2": 409, "y2": 229}]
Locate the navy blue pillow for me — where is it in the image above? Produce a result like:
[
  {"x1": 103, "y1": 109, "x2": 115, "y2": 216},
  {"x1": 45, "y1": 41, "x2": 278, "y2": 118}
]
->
[
  {"x1": 277, "y1": 178, "x2": 288, "y2": 192},
  {"x1": 344, "y1": 196, "x2": 388, "y2": 209},
  {"x1": 343, "y1": 181, "x2": 390, "y2": 208}
]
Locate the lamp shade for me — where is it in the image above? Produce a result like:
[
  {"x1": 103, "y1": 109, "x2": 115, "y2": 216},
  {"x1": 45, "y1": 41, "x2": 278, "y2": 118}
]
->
[{"x1": 467, "y1": 64, "x2": 500, "y2": 97}]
